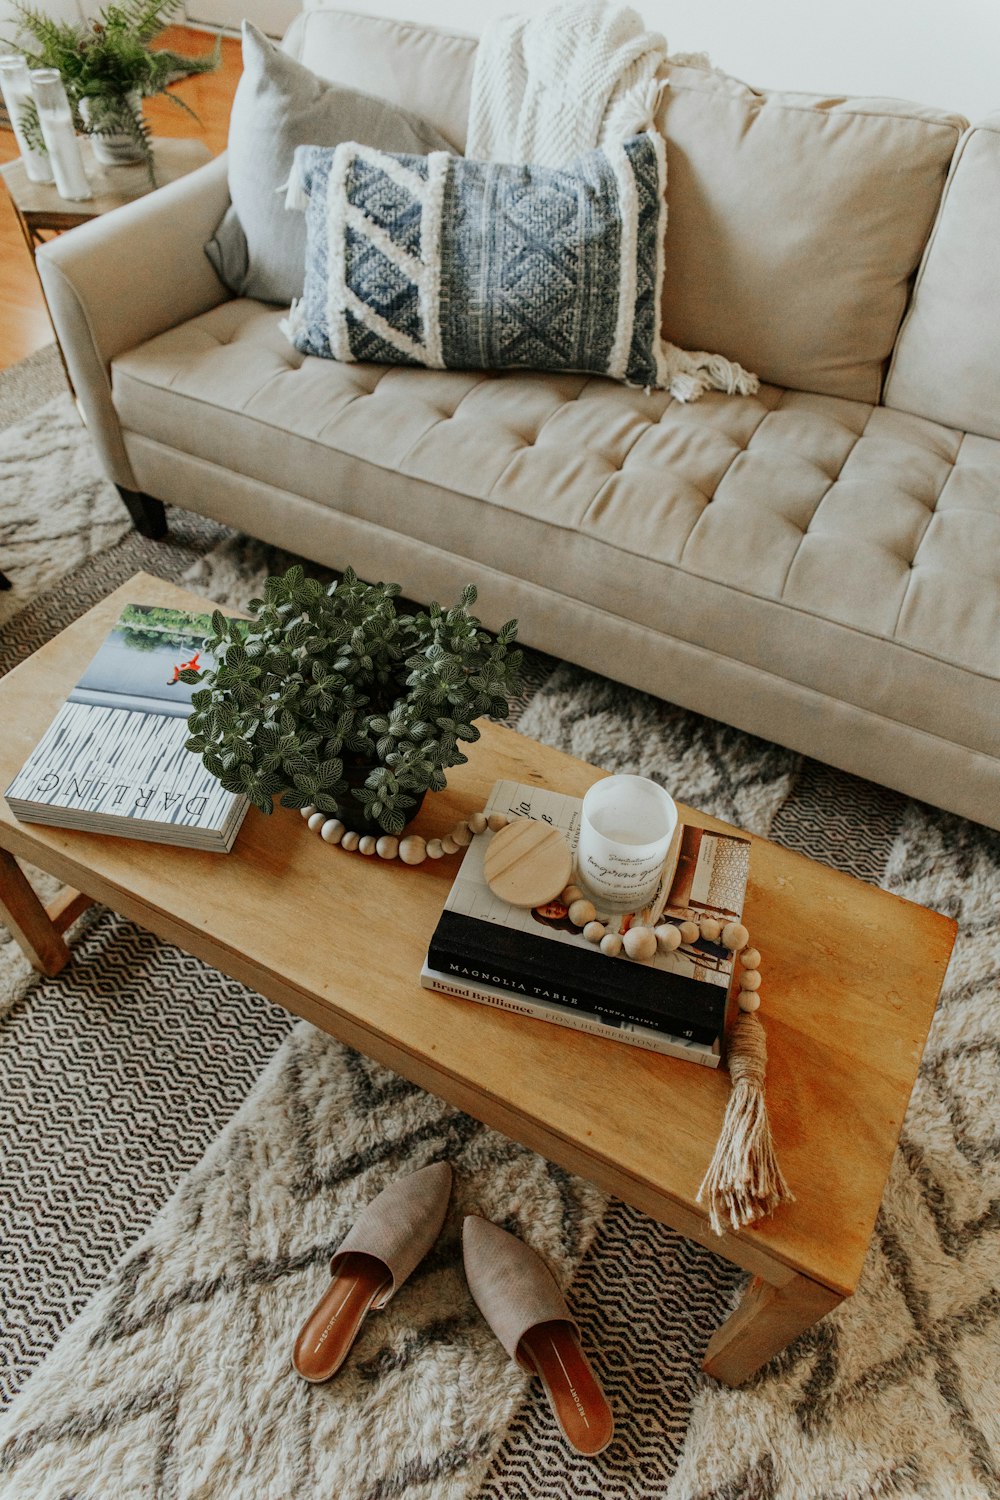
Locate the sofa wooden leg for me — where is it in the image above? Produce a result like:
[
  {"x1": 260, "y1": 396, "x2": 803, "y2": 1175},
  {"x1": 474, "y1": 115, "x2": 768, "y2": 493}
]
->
[{"x1": 116, "y1": 486, "x2": 168, "y2": 540}]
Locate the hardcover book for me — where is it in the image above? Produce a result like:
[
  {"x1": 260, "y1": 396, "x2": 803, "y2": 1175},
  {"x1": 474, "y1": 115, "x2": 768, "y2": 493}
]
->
[
  {"x1": 420, "y1": 961, "x2": 721, "y2": 1067},
  {"x1": 4, "y1": 603, "x2": 248, "y2": 851},
  {"x1": 426, "y1": 780, "x2": 750, "y2": 1049}
]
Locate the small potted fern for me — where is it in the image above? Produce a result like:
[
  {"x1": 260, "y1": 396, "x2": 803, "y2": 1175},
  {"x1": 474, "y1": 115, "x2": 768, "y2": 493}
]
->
[
  {"x1": 8, "y1": 0, "x2": 219, "y2": 181},
  {"x1": 181, "y1": 566, "x2": 524, "y2": 836}
]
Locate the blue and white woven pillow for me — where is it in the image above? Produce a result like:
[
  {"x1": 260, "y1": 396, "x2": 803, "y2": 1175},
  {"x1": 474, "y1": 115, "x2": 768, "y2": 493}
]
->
[{"x1": 282, "y1": 132, "x2": 673, "y2": 388}]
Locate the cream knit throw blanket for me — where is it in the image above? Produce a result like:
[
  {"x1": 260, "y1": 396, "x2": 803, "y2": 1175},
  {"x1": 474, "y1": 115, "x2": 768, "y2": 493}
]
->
[
  {"x1": 467, "y1": 1, "x2": 665, "y2": 167},
  {"x1": 466, "y1": 3, "x2": 758, "y2": 402}
]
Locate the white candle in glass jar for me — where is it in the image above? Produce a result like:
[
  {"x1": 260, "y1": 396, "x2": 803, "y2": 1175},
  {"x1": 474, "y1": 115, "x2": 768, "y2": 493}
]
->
[
  {"x1": 576, "y1": 774, "x2": 678, "y2": 911},
  {"x1": 0, "y1": 55, "x2": 53, "y2": 183},
  {"x1": 30, "y1": 69, "x2": 92, "y2": 202}
]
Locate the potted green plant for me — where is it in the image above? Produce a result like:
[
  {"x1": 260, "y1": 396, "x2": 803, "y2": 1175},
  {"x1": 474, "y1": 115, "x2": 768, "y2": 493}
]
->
[
  {"x1": 181, "y1": 566, "x2": 524, "y2": 836},
  {"x1": 8, "y1": 0, "x2": 219, "y2": 181}
]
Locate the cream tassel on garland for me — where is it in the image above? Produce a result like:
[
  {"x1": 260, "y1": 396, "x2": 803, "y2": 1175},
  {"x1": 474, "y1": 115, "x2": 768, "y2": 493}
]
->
[{"x1": 697, "y1": 1010, "x2": 794, "y2": 1236}]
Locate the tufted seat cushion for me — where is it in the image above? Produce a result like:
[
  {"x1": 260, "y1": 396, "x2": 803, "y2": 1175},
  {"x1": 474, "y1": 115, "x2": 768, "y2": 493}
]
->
[{"x1": 111, "y1": 298, "x2": 999, "y2": 771}]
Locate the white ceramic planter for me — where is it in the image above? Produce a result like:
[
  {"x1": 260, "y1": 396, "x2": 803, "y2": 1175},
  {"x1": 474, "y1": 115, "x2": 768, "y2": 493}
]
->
[{"x1": 80, "y1": 91, "x2": 146, "y2": 165}]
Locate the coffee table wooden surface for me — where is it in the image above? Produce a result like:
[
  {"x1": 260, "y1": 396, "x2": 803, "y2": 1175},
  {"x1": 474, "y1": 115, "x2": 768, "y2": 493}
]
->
[{"x1": 0, "y1": 574, "x2": 956, "y2": 1385}]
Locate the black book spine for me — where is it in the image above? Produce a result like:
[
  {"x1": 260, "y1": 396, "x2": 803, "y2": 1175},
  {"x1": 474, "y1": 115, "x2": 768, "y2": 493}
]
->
[
  {"x1": 427, "y1": 942, "x2": 721, "y2": 1046},
  {"x1": 429, "y1": 910, "x2": 727, "y2": 1039}
]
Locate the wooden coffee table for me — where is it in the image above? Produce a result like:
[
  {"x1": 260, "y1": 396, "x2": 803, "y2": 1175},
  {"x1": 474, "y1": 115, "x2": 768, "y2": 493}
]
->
[{"x1": 0, "y1": 574, "x2": 956, "y2": 1385}]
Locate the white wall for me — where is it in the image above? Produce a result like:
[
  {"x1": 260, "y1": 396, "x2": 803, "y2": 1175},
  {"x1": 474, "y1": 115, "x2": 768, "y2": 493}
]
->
[
  {"x1": 297, "y1": 0, "x2": 1000, "y2": 122},
  {"x1": 1, "y1": 0, "x2": 84, "y2": 32},
  {"x1": 12, "y1": 0, "x2": 994, "y2": 121}
]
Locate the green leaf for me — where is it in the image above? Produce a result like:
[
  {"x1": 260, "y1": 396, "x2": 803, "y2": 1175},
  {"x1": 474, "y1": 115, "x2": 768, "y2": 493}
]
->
[
  {"x1": 283, "y1": 754, "x2": 315, "y2": 777},
  {"x1": 316, "y1": 759, "x2": 344, "y2": 787}
]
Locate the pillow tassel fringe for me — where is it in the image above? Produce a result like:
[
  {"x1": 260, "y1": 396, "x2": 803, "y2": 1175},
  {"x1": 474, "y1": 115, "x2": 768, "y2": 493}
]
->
[
  {"x1": 697, "y1": 1011, "x2": 794, "y2": 1236},
  {"x1": 279, "y1": 298, "x2": 306, "y2": 346},
  {"x1": 284, "y1": 157, "x2": 309, "y2": 213},
  {"x1": 662, "y1": 341, "x2": 760, "y2": 404}
]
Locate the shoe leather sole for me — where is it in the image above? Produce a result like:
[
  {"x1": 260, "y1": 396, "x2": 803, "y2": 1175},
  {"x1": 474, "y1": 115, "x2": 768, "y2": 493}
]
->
[
  {"x1": 520, "y1": 1321, "x2": 615, "y2": 1455},
  {"x1": 292, "y1": 1252, "x2": 392, "y2": 1383}
]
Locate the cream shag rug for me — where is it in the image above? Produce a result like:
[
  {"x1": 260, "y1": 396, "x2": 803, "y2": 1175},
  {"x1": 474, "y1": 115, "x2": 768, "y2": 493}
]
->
[{"x1": 1, "y1": 349, "x2": 998, "y2": 1499}]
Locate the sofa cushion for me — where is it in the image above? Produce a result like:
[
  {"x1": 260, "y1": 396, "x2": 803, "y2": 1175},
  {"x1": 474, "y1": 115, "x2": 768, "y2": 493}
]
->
[
  {"x1": 883, "y1": 114, "x2": 1000, "y2": 442},
  {"x1": 111, "y1": 302, "x2": 1000, "y2": 771},
  {"x1": 206, "y1": 22, "x2": 454, "y2": 307},
  {"x1": 654, "y1": 64, "x2": 965, "y2": 404},
  {"x1": 280, "y1": 5, "x2": 476, "y2": 153},
  {"x1": 286, "y1": 133, "x2": 673, "y2": 388}
]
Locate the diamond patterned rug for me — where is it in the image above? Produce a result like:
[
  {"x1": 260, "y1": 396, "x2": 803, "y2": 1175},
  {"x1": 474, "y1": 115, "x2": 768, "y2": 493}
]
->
[{"x1": 0, "y1": 350, "x2": 998, "y2": 1498}]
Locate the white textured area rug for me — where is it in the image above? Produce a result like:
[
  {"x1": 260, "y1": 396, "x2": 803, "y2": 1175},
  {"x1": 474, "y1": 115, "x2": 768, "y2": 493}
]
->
[
  {"x1": 0, "y1": 349, "x2": 131, "y2": 629},
  {"x1": 1, "y1": 350, "x2": 999, "y2": 1499}
]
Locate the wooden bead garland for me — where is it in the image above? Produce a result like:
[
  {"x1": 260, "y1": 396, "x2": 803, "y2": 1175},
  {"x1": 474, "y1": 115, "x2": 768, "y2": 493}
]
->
[
  {"x1": 299, "y1": 802, "x2": 510, "y2": 866},
  {"x1": 622, "y1": 925, "x2": 657, "y2": 962},
  {"x1": 548, "y1": 884, "x2": 767, "y2": 1019}
]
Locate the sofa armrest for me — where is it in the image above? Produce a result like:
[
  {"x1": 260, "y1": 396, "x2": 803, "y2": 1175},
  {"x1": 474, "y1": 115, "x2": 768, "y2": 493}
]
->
[{"x1": 36, "y1": 151, "x2": 232, "y2": 491}]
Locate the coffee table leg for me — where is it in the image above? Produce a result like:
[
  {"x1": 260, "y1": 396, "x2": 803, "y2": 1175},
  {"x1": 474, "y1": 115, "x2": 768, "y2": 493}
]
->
[
  {"x1": 0, "y1": 848, "x2": 90, "y2": 977},
  {"x1": 702, "y1": 1271, "x2": 844, "y2": 1386}
]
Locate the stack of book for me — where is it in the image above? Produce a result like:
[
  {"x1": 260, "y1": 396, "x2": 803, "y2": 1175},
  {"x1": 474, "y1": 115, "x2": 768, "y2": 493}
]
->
[
  {"x1": 422, "y1": 780, "x2": 751, "y2": 1068},
  {"x1": 4, "y1": 603, "x2": 249, "y2": 852}
]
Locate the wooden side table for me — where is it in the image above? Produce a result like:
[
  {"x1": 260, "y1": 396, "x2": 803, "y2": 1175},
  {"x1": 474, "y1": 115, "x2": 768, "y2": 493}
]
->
[
  {"x1": 2, "y1": 133, "x2": 213, "y2": 238},
  {"x1": 1, "y1": 135, "x2": 213, "y2": 384},
  {"x1": 0, "y1": 136, "x2": 213, "y2": 590}
]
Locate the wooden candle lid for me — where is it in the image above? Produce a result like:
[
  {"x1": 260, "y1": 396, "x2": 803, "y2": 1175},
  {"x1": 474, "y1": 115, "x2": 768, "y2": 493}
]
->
[{"x1": 483, "y1": 818, "x2": 573, "y2": 908}]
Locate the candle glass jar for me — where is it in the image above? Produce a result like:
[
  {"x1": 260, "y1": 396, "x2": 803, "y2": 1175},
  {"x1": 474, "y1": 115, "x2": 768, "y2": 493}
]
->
[
  {"x1": 29, "y1": 69, "x2": 92, "y2": 202},
  {"x1": 0, "y1": 55, "x2": 53, "y2": 184},
  {"x1": 576, "y1": 774, "x2": 678, "y2": 911}
]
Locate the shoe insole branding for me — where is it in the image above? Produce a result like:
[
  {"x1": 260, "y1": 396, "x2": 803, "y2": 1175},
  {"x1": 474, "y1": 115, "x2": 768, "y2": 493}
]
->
[
  {"x1": 292, "y1": 1252, "x2": 391, "y2": 1383},
  {"x1": 520, "y1": 1321, "x2": 614, "y2": 1456}
]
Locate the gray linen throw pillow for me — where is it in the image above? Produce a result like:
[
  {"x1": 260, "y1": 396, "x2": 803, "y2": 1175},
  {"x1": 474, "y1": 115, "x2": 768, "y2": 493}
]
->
[{"x1": 205, "y1": 22, "x2": 454, "y2": 306}]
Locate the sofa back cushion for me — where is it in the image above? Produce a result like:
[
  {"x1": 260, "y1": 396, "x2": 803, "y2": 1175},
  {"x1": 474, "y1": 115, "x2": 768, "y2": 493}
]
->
[
  {"x1": 655, "y1": 65, "x2": 965, "y2": 403},
  {"x1": 208, "y1": 22, "x2": 454, "y2": 307},
  {"x1": 883, "y1": 115, "x2": 1000, "y2": 440},
  {"x1": 281, "y1": 5, "x2": 476, "y2": 152}
]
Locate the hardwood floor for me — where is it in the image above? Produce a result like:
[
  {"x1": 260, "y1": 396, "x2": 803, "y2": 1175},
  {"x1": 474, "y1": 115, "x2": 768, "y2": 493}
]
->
[{"x1": 0, "y1": 26, "x2": 241, "y2": 371}]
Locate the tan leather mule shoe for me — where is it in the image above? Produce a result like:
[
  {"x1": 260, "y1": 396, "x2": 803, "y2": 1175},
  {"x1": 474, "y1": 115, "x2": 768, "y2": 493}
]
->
[
  {"x1": 462, "y1": 1215, "x2": 614, "y2": 1455},
  {"x1": 292, "y1": 1161, "x2": 453, "y2": 1382}
]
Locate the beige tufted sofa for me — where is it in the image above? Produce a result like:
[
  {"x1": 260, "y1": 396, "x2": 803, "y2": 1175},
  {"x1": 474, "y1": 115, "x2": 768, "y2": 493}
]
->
[{"x1": 37, "y1": 7, "x2": 1000, "y2": 830}]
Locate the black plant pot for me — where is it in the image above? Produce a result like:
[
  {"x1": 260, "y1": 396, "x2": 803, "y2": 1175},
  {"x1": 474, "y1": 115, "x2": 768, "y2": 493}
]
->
[{"x1": 337, "y1": 763, "x2": 428, "y2": 836}]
